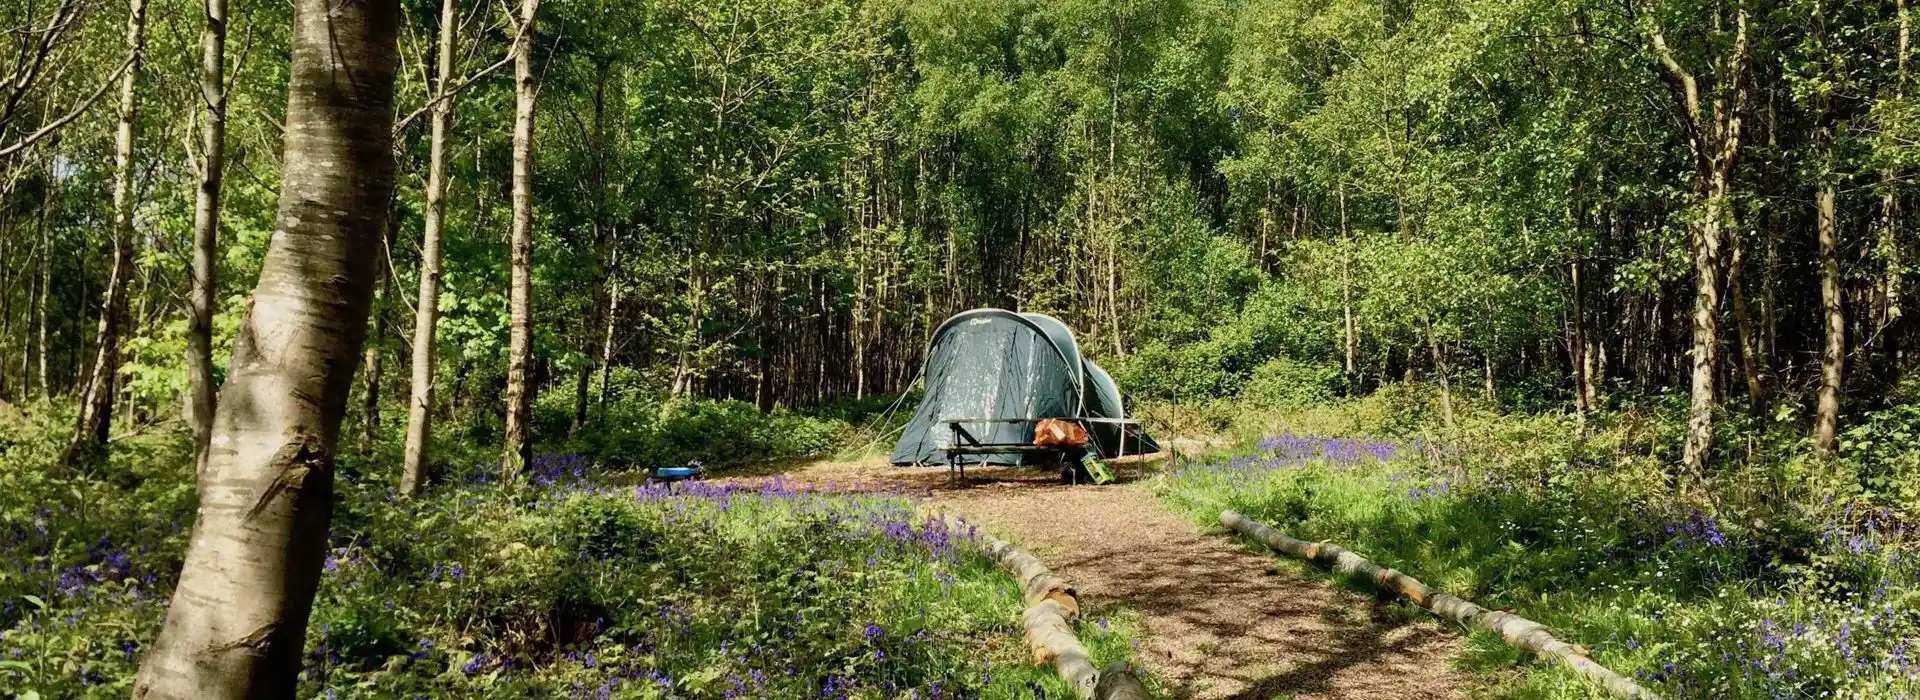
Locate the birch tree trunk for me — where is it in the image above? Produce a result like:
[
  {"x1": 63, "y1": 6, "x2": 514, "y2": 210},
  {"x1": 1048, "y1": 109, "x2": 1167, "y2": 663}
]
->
[
  {"x1": 1728, "y1": 223, "x2": 1766, "y2": 411},
  {"x1": 1571, "y1": 258, "x2": 1591, "y2": 431},
  {"x1": 1878, "y1": 0, "x2": 1909, "y2": 371},
  {"x1": 35, "y1": 163, "x2": 53, "y2": 398},
  {"x1": 131, "y1": 0, "x2": 399, "y2": 694},
  {"x1": 1339, "y1": 186, "x2": 1356, "y2": 381},
  {"x1": 186, "y1": 0, "x2": 227, "y2": 474},
  {"x1": 1648, "y1": 7, "x2": 1746, "y2": 473},
  {"x1": 1810, "y1": 2, "x2": 1844, "y2": 458},
  {"x1": 68, "y1": 0, "x2": 147, "y2": 463},
  {"x1": 1814, "y1": 167, "x2": 1844, "y2": 457},
  {"x1": 399, "y1": 0, "x2": 459, "y2": 496},
  {"x1": 597, "y1": 234, "x2": 621, "y2": 418},
  {"x1": 571, "y1": 63, "x2": 609, "y2": 436},
  {"x1": 500, "y1": 0, "x2": 540, "y2": 482},
  {"x1": 1426, "y1": 318, "x2": 1455, "y2": 429},
  {"x1": 359, "y1": 217, "x2": 394, "y2": 453}
]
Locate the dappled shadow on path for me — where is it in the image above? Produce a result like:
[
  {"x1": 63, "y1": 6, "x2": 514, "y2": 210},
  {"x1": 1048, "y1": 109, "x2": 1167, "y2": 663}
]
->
[{"x1": 930, "y1": 476, "x2": 1469, "y2": 699}]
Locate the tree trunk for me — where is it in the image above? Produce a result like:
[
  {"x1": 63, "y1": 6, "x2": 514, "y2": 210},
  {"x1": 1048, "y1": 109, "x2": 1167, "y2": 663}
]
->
[
  {"x1": 1339, "y1": 186, "x2": 1356, "y2": 382},
  {"x1": 130, "y1": 0, "x2": 398, "y2": 694},
  {"x1": 1426, "y1": 319, "x2": 1455, "y2": 429},
  {"x1": 67, "y1": 0, "x2": 147, "y2": 463},
  {"x1": 35, "y1": 161, "x2": 53, "y2": 398},
  {"x1": 1728, "y1": 223, "x2": 1765, "y2": 411},
  {"x1": 399, "y1": 0, "x2": 459, "y2": 496},
  {"x1": 359, "y1": 216, "x2": 395, "y2": 454},
  {"x1": 1571, "y1": 259, "x2": 1591, "y2": 430},
  {"x1": 1880, "y1": 0, "x2": 1910, "y2": 372},
  {"x1": 1649, "y1": 10, "x2": 1746, "y2": 473},
  {"x1": 186, "y1": 0, "x2": 227, "y2": 474},
  {"x1": 572, "y1": 64, "x2": 610, "y2": 435},
  {"x1": 1482, "y1": 351, "x2": 1497, "y2": 407},
  {"x1": 1814, "y1": 174, "x2": 1843, "y2": 457},
  {"x1": 1682, "y1": 195, "x2": 1724, "y2": 472},
  {"x1": 1108, "y1": 232, "x2": 1123, "y2": 358},
  {"x1": 597, "y1": 232, "x2": 621, "y2": 418},
  {"x1": 500, "y1": 0, "x2": 540, "y2": 482}
]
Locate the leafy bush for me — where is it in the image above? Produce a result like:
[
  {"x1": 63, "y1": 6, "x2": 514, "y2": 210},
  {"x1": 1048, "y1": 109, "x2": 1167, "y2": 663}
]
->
[
  {"x1": 1240, "y1": 357, "x2": 1342, "y2": 410},
  {"x1": 531, "y1": 389, "x2": 848, "y2": 473}
]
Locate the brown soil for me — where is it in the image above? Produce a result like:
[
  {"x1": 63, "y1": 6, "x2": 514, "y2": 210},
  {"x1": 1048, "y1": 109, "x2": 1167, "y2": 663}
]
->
[{"x1": 730, "y1": 459, "x2": 1475, "y2": 700}]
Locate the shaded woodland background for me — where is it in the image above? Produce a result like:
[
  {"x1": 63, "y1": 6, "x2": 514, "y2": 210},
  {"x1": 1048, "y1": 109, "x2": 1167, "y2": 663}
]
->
[{"x1": 4, "y1": 0, "x2": 1920, "y2": 479}]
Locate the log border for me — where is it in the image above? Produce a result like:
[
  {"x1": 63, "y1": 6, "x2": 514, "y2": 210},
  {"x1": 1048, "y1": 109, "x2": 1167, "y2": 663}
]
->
[
  {"x1": 1219, "y1": 510, "x2": 1660, "y2": 700},
  {"x1": 921, "y1": 507, "x2": 1151, "y2": 700}
]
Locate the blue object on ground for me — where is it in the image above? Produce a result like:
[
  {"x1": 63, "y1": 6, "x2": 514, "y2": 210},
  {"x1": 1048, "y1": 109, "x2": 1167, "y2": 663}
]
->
[{"x1": 653, "y1": 466, "x2": 701, "y2": 480}]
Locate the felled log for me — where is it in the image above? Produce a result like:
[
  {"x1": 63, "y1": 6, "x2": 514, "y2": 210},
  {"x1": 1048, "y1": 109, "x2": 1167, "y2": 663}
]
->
[
  {"x1": 1219, "y1": 510, "x2": 1660, "y2": 700},
  {"x1": 1094, "y1": 662, "x2": 1152, "y2": 700},
  {"x1": 920, "y1": 506, "x2": 1151, "y2": 699}
]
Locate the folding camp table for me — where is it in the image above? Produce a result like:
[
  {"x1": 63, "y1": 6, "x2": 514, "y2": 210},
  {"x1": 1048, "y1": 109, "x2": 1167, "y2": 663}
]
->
[{"x1": 941, "y1": 417, "x2": 1151, "y2": 486}]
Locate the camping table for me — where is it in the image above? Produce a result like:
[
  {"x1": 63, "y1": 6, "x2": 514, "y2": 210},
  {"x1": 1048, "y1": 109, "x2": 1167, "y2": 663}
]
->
[{"x1": 941, "y1": 417, "x2": 1151, "y2": 486}]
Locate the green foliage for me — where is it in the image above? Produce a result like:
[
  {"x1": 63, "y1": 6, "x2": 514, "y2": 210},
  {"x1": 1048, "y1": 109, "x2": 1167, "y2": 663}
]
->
[
  {"x1": 1241, "y1": 358, "x2": 1343, "y2": 410},
  {"x1": 1158, "y1": 398, "x2": 1920, "y2": 699},
  {"x1": 0, "y1": 413, "x2": 1151, "y2": 698},
  {"x1": 540, "y1": 388, "x2": 848, "y2": 470}
]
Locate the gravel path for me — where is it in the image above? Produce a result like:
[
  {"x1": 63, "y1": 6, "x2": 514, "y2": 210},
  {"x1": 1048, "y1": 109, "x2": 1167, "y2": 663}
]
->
[{"x1": 734, "y1": 460, "x2": 1474, "y2": 700}]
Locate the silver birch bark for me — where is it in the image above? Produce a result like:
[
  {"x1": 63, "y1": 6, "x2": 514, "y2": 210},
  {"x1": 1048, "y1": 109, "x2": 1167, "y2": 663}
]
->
[
  {"x1": 501, "y1": 0, "x2": 540, "y2": 481},
  {"x1": 187, "y1": 0, "x2": 228, "y2": 474},
  {"x1": 399, "y1": 0, "x2": 460, "y2": 496},
  {"x1": 68, "y1": 0, "x2": 147, "y2": 462},
  {"x1": 1814, "y1": 172, "x2": 1843, "y2": 457},
  {"x1": 131, "y1": 0, "x2": 399, "y2": 694}
]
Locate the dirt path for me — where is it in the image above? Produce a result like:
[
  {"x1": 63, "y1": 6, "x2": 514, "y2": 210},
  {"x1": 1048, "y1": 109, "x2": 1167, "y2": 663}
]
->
[{"x1": 734, "y1": 460, "x2": 1474, "y2": 700}]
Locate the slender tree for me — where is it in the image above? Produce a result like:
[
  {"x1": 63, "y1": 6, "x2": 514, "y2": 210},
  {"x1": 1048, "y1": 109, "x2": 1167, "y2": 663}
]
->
[
  {"x1": 501, "y1": 0, "x2": 540, "y2": 482},
  {"x1": 1645, "y1": 2, "x2": 1749, "y2": 473},
  {"x1": 1809, "y1": 0, "x2": 1844, "y2": 457},
  {"x1": 35, "y1": 157, "x2": 54, "y2": 399},
  {"x1": 67, "y1": 0, "x2": 147, "y2": 463},
  {"x1": 401, "y1": 0, "x2": 463, "y2": 495},
  {"x1": 131, "y1": 0, "x2": 400, "y2": 694},
  {"x1": 186, "y1": 0, "x2": 229, "y2": 474},
  {"x1": 360, "y1": 215, "x2": 394, "y2": 453}
]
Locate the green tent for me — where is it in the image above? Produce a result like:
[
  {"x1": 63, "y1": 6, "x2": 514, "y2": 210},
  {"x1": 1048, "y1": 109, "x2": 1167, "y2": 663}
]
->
[{"x1": 890, "y1": 309, "x2": 1158, "y2": 466}]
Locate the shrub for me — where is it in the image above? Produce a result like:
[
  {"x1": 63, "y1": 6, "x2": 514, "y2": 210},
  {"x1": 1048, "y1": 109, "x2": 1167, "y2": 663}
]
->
[{"x1": 1240, "y1": 357, "x2": 1342, "y2": 409}]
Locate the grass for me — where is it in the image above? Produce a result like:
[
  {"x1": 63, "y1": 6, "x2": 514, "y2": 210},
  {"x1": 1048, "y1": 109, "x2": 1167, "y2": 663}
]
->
[
  {"x1": 1153, "y1": 393, "x2": 1920, "y2": 700},
  {"x1": 0, "y1": 398, "x2": 1146, "y2": 699}
]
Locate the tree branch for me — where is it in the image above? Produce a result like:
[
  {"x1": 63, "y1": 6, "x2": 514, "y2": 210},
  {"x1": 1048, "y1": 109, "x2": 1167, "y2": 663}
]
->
[{"x1": 0, "y1": 53, "x2": 135, "y2": 160}]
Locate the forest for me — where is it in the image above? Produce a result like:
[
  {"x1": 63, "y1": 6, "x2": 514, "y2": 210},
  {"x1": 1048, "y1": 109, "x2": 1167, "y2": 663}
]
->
[{"x1": 0, "y1": 0, "x2": 1917, "y2": 697}]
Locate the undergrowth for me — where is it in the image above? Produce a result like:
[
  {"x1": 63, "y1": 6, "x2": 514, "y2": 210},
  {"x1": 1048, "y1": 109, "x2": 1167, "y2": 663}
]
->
[
  {"x1": 1155, "y1": 389, "x2": 1920, "y2": 700},
  {"x1": 0, "y1": 398, "x2": 1145, "y2": 698}
]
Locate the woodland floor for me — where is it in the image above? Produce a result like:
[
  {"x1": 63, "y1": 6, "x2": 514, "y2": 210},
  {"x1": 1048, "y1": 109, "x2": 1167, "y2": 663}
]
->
[{"x1": 725, "y1": 456, "x2": 1475, "y2": 700}]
